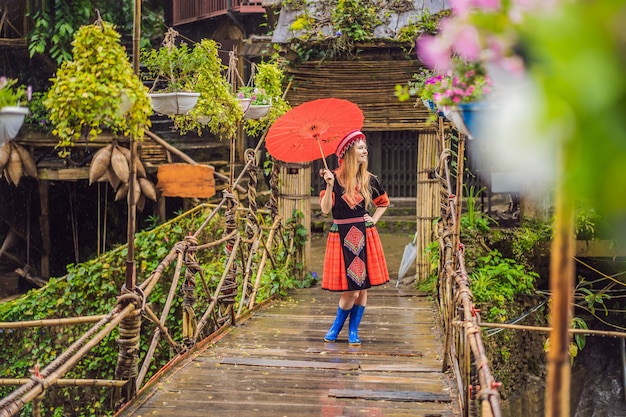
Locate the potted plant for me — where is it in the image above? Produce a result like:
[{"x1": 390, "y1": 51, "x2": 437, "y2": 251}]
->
[
  {"x1": 44, "y1": 19, "x2": 152, "y2": 157},
  {"x1": 415, "y1": 59, "x2": 492, "y2": 137},
  {"x1": 154, "y1": 38, "x2": 244, "y2": 140},
  {"x1": 141, "y1": 28, "x2": 202, "y2": 116},
  {"x1": 241, "y1": 61, "x2": 291, "y2": 137},
  {"x1": 238, "y1": 86, "x2": 272, "y2": 119},
  {"x1": 0, "y1": 76, "x2": 30, "y2": 145}
]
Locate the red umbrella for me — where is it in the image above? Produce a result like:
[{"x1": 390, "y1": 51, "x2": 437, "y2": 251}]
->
[{"x1": 265, "y1": 98, "x2": 364, "y2": 170}]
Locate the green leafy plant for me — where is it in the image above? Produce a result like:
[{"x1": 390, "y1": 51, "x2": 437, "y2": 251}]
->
[
  {"x1": 331, "y1": 0, "x2": 381, "y2": 42},
  {"x1": 460, "y1": 184, "x2": 496, "y2": 234},
  {"x1": 237, "y1": 86, "x2": 272, "y2": 105},
  {"x1": 575, "y1": 207, "x2": 600, "y2": 241},
  {"x1": 242, "y1": 60, "x2": 291, "y2": 137},
  {"x1": 44, "y1": 20, "x2": 152, "y2": 157},
  {"x1": 0, "y1": 76, "x2": 28, "y2": 108},
  {"x1": 161, "y1": 38, "x2": 243, "y2": 139},
  {"x1": 470, "y1": 249, "x2": 539, "y2": 322},
  {"x1": 23, "y1": 91, "x2": 52, "y2": 133}
]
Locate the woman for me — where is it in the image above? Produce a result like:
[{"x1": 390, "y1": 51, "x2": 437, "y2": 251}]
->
[{"x1": 320, "y1": 129, "x2": 390, "y2": 345}]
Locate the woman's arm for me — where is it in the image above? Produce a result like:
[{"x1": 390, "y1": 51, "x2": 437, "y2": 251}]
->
[
  {"x1": 320, "y1": 169, "x2": 334, "y2": 216},
  {"x1": 364, "y1": 206, "x2": 387, "y2": 225}
]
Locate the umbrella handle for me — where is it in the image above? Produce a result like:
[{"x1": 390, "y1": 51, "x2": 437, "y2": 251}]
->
[{"x1": 315, "y1": 137, "x2": 330, "y2": 171}]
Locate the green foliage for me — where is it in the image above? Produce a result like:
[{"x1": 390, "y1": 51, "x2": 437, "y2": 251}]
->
[
  {"x1": 507, "y1": 218, "x2": 552, "y2": 269},
  {"x1": 575, "y1": 278, "x2": 610, "y2": 317},
  {"x1": 331, "y1": 0, "x2": 381, "y2": 42},
  {"x1": 23, "y1": 91, "x2": 53, "y2": 133},
  {"x1": 27, "y1": 1, "x2": 164, "y2": 65},
  {"x1": 0, "y1": 76, "x2": 27, "y2": 108},
  {"x1": 575, "y1": 206, "x2": 600, "y2": 241},
  {"x1": 522, "y1": 2, "x2": 626, "y2": 219},
  {"x1": 469, "y1": 249, "x2": 539, "y2": 323},
  {"x1": 44, "y1": 20, "x2": 152, "y2": 157},
  {"x1": 0, "y1": 205, "x2": 309, "y2": 416},
  {"x1": 460, "y1": 185, "x2": 496, "y2": 235},
  {"x1": 159, "y1": 39, "x2": 244, "y2": 139},
  {"x1": 242, "y1": 61, "x2": 291, "y2": 137}
]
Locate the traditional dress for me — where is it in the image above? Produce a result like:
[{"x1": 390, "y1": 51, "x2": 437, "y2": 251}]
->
[{"x1": 321, "y1": 174, "x2": 390, "y2": 291}]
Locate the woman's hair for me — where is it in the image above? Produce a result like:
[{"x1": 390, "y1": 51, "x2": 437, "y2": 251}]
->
[{"x1": 336, "y1": 140, "x2": 372, "y2": 207}]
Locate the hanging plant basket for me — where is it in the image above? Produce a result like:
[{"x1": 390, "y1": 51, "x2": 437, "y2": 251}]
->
[
  {"x1": 458, "y1": 101, "x2": 493, "y2": 139},
  {"x1": 443, "y1": 106, "x2": 473, "y2": 138},
  {"x1": 149, "y1": 92, "x2": 201, "y2": 116},
  {"x1": 0, "y1": 106, "x2": 29, "y2": 145},
  {"x1": 237, "y1": 97, "x2": 252, "y2": 113},
  {"x1": 244, "y1": 104, "x2": 271, "y2": 120}
]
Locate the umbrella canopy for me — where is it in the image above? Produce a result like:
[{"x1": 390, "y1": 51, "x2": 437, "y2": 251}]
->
[{"x1": 266, "y1": 98, "x2": 364, "y2": 167}]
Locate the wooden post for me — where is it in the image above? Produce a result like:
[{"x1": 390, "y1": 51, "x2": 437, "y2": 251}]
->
[
  {"x1": 277, "y1": 162, "x2": 311, "y2": 274},
  {"x1": 415, "y1": 129, "x2": 439, "y2": 281},
  {"x1": 545, "y1": 146, "x2": 575, "y2": 417},
  {"x1": 37, "y1": 180, "x2": 50, "y2": 278}
]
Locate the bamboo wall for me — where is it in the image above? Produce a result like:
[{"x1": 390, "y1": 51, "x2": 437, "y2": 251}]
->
[
  {"x1": 277, "y1": 162, "x2": 311, "y2": 270},
  {"x1": 416, "y1": 130, "x2": 440, "y2": 281},
  {"x1": 285, "y1": 60, "x2": 432, "y2": 131}
]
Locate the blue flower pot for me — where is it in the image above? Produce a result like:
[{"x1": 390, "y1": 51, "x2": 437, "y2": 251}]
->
[{"x1": 458, "y1": 101, "x2": 492, "y2": 139}]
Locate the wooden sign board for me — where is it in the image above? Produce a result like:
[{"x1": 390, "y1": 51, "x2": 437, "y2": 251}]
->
[{"x1": 156, "y1": 163, "x2": 216, "y2": 199}]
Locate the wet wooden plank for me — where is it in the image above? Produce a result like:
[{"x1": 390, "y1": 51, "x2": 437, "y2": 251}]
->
[
  {"x1": 116, "y1": 285, "x2": 458, "y2": 417},
  {"x1": 219, "y1": 357, "x2": 359, "y2": 370},
  {"x1": 329, "y1": 388, "x2": 453, "y2": 402}
]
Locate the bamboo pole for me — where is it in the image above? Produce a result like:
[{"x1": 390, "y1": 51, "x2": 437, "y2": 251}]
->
[
  {"x1": 0, "y1": 304, "x2": 134, "y2": 417},
  {"x1": 136, "y1": 248, "x2": 186, "y2": 389},
  {"x1": 545, "y1": 143, "x2": 576, "y2": 417},
  {"x1": 0, "y1": 315, "x2": 108, "y2": 329},
  {"x1": 0, "y1": 379, "x2": 127, "y2": 388},
  {"x1": 478, "y1": 322, "x2": 626, "y2": 337},
  {"x1": 194, "y1": 234, "x2": 242, "y2": 339}
]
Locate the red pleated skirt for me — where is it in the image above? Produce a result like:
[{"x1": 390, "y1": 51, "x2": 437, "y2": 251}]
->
[{"x1": 322, "y1": 224, "x2": 390, "y2": 291}]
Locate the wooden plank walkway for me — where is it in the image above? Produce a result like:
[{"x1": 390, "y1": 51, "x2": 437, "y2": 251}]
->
[{"x1": 116, "y1": 285, "x2": 460, "y2": 417}]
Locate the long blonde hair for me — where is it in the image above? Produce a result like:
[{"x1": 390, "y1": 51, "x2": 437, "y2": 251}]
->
[{"x1": 335, "y1": 141, "x2": 372, "y2": 208}]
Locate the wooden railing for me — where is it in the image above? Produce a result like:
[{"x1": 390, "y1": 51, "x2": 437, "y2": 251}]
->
[
  {"x1": 434, "y1": 117, "x2": 502, "y2": 416},
  {"x1": 171, "y1": 0, "x2": 266, "y2": 26},
  {"x1": 0, "y1": 140, "x2": 303, "y2": 417}
]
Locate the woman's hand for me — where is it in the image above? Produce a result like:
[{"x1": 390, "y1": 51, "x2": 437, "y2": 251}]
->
[
  {"x1": 321, "y1": 169, "x2": 334, "y2": 187},
  {"x1": 364, "y1": 213, "x2": 374, "y2": 224}
]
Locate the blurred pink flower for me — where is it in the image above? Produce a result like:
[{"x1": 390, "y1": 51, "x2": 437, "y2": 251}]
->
[
  {"x1": 417, "y1": 35, "x2": 452, "y2": 71},
  {"x1": 451, "y1": 0, "x2": 501, "y2": 16},
  {"x1": 453, "y1": 25, "x2": 482, "y2": 62}
]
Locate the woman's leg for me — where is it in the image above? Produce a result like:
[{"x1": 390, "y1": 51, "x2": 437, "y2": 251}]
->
[
  {"x1": 349, "y1": 290, "x2": 368, "y2": 345},
  {"x1": 325, "y1": 290, "x2": 361, "y2": 342}
]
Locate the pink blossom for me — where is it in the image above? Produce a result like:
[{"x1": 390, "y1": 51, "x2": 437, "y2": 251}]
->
[
  {"x1": 473, "y1": 0, "x2": 501, "y2": 11},
  {"x1": 451, "y1": 0, "x2": 501, "y2": 16},
  {"x1": 417, "y1": 35, "x2": 452, "y2": 71},
  {"x1": 453, "y1": 25, "x2": 482, "y2": 62}
]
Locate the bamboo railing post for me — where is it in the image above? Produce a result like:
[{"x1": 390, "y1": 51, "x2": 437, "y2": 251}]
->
[
  {"x1": 545, "y1": 146, "x2": 575, "y2": 417},
  {"x1": 182, "y1": 235, "x2": 200, "y2": 347}
]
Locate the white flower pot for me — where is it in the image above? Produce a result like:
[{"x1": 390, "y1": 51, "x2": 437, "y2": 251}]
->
[
  {"x1": 0, "y1": 106, "x2": 29, "y2": 145},
  {"x1": 237, "y1": 98, "x2": 252, "y2": 113},
  {"x1": 244, "y1": 104, "x2": 271, "y2": 120},
  {"x1": 149, "y1": 92, "x2": 200, "y2": 115}
]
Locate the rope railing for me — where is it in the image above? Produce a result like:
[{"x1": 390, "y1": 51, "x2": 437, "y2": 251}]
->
[
  {"x1": 0, "y1": 138, "x2": 302, "y2": 416},
  {"x1": 434, "y1": 117, "x2": 502, "y2": 417}
]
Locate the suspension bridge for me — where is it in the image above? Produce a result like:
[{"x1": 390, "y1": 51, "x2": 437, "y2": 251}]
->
[{"x1": 0, "y1": 129, "x2": 502, "y2": 417}]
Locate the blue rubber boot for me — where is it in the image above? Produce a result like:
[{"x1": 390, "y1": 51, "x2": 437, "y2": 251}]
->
[
  {"x1": 324, "y1": 307, "x2": 350, "y2": 342},
  {"x1": 348, "y1": 305, "x2": 366, "y2": 346}
]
